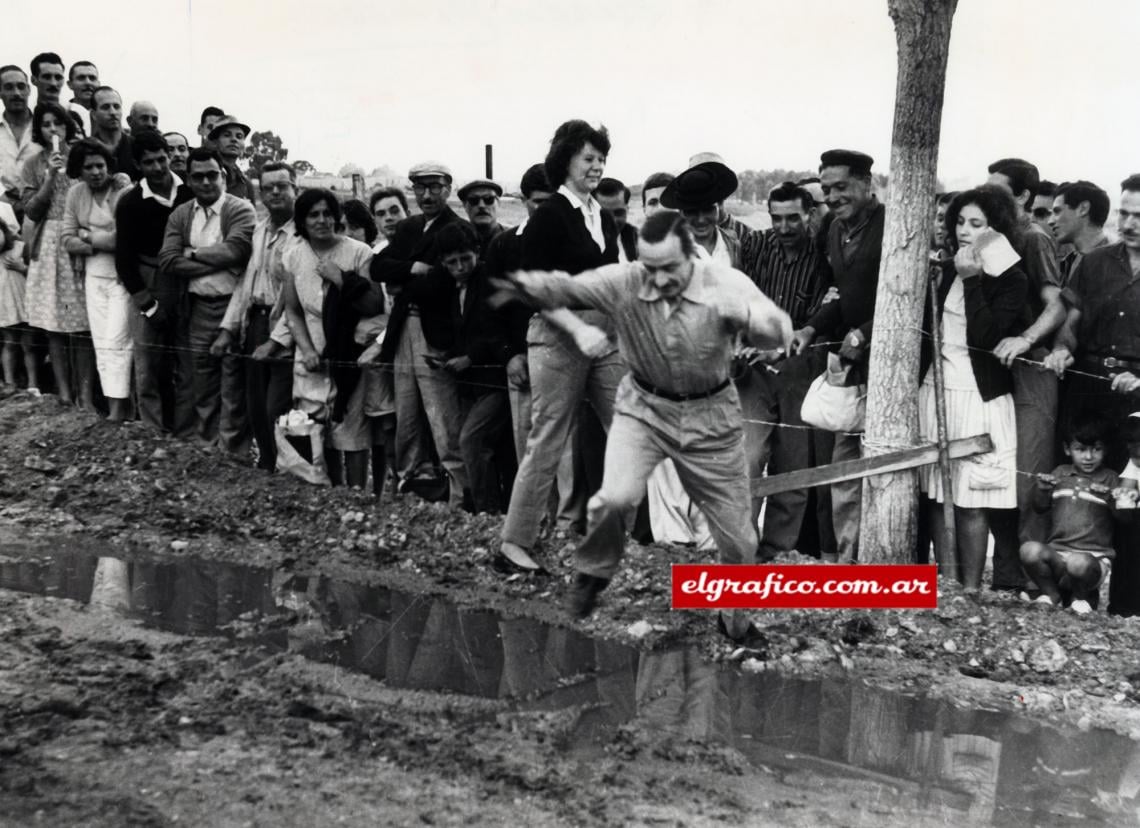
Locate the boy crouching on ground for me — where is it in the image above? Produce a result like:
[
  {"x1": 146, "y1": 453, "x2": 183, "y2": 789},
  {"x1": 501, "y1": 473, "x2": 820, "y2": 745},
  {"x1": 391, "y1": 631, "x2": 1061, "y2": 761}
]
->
[{"x1": 1020, "y1": 412, "x2": 1133, "y2": 614}]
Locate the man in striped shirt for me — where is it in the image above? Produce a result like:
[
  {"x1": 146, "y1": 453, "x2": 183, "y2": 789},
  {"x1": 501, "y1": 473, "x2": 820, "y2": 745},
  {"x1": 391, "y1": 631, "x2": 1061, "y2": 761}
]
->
[{"x1": 739, "y1": 182, "x2": 831, "y2": 558}]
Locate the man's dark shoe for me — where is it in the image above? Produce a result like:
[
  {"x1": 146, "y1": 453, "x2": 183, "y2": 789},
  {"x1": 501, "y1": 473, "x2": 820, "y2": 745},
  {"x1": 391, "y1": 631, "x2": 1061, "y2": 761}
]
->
[{"x1": 568, "y1": 573, "x2": 610, "y2": 619}]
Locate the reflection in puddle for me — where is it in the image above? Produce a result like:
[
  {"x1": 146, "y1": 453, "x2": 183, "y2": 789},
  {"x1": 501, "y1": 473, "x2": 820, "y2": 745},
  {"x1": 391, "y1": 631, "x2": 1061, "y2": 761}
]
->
[{"x1": 1, "y1": 544, "x2": 1138, "y2": 825}]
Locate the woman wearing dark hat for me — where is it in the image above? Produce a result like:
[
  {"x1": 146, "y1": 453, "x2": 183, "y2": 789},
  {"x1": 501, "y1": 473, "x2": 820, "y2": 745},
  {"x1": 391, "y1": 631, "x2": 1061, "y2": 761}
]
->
[{"x1": 498, "y1": 119, "x2": 624, "y2": 571}]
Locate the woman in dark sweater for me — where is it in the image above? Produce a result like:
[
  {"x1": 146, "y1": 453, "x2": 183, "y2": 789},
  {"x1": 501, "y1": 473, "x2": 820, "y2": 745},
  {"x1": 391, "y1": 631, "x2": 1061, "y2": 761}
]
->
[
  {"x1": 498, "y1": 120, "x2": 624, "y2": 570},
  {"x1": 919, "y1": 185, "x2": 1028, "y2": 589}
]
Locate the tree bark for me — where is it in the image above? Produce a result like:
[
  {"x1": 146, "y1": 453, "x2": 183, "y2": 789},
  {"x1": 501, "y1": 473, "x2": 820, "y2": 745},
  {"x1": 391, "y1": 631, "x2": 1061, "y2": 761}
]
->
[{"x1": 859, "y1": 0, "x2": 958, "y2": 562}]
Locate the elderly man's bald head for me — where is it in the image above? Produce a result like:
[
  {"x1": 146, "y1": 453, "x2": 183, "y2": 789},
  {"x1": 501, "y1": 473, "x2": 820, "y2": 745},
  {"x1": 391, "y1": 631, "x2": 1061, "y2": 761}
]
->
[{"x1": 127, "y1": 100, "x2": 159, "y2": 133}]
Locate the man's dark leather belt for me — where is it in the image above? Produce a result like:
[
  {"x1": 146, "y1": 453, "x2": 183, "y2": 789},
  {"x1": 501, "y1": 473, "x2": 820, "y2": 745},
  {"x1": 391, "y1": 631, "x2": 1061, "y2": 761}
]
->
[
  {"x1": 1079, "y1": 354, "x2": 1140, "y2": 373},
  {"x1": 633, "y1": 374, "x2": 730, "y2": 402}
]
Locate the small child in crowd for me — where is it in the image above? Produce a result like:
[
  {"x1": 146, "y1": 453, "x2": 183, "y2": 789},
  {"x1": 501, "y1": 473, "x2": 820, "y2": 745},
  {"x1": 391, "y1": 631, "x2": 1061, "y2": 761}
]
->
[{"x1": 1019, "y1": 411, "x2": 1133, "y2": 614}]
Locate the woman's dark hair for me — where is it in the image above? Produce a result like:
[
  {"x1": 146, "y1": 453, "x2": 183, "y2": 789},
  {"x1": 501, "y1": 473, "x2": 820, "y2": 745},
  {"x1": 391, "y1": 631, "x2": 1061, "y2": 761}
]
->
[
  {"x1": 943, "y1": 185, "x2": 1022, "y2": 252},
  {"x1": 544, "y1": 120, "x2": 610, "y2": 190},
  {"x1": 342, "y1": 198, "x2": 378, "y2": 244},
  {"x1": 293, "y1": 188, "x2": 343, "y2": 240},
  {"x1": 639, "y1": 209, "x2": 695, "y2": 258},
  {"x1": 66, "y1": 137, "x2": 116, "y2": 179},
  {"x1": 435, "y1": 222, "x2": 480, "y2": 258},
  {"x1": 369, "y1": 186, "x2": 408, "y2": 215},
  {"x1": 31, "y1": 101, "x2": 79, "y2": 147}
]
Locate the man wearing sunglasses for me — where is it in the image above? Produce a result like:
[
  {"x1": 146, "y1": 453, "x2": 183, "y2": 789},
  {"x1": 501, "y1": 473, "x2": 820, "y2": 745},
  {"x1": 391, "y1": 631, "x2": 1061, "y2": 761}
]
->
[
  {"x1": 158, "y1": 147, "x2": 256, "y2": 456},
  {"x1": 457, "y1": 178, "x2": 504, "y2": 257},
  {"x1": 371, "y1": 161, "x2": 472, "y2": 507}
]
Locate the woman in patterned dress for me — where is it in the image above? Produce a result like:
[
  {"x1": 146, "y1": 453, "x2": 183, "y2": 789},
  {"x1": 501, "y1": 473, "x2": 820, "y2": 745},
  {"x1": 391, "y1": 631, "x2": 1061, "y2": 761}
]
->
[{"x1": 18, "y1": 101, "x2": 93, "y2": 407}]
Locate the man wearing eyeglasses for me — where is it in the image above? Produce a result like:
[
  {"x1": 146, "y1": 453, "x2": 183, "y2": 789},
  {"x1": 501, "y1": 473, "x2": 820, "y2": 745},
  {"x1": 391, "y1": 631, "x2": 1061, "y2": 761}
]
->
[
  {"x1": 370, "y1": 161, "x2": 471, "y2": 507},
  {"x1": 159, "y1": 147, "x2": 256, "y2": 455},
  {"x1": 457, "y1": 179, "x2": 504, "y2": 258}
]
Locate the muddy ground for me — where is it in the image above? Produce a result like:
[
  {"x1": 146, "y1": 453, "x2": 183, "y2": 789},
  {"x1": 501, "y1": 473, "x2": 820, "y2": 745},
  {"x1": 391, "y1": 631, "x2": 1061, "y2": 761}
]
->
[{"x1": 4, "y1": 388, "x2": 1140, "y2": 825}]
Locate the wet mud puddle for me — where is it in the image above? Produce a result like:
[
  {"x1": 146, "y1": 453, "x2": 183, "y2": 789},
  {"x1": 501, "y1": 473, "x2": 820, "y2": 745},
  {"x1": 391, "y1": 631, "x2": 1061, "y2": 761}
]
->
[{"x1": 3, "y1": 540, "x2": 1140, "y2": 826}]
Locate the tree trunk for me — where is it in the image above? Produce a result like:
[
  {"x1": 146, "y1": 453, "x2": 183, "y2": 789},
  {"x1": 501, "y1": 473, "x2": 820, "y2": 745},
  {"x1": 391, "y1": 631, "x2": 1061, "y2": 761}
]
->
[{"x1": 859, "y1": 0, "x2": 958, "y2": 562}]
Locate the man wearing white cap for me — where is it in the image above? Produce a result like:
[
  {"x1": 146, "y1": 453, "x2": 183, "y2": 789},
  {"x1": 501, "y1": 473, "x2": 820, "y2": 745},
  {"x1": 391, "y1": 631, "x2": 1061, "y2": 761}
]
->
[
  {"x1": 208, "y1": 115, "x2": 253, "y2": 202},
  {"x1": 370, "y1": 161, "x2": 471, "y2": 507}
]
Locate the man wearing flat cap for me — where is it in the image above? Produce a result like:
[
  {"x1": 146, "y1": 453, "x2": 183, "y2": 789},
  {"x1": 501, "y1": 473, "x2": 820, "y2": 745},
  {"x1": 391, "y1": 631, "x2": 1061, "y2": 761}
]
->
[
  {"x1": 208, "y1": 115, "x2": 253, "y2": 202},
  {"x1": 790, "y1": 148, "x2": 884, "y2": 563},
  {"x1": 661, "y1": 158, "x2": 743, "y2": 267},
  {"x1": 457, "y1": 178, "x2": 505, "y2": 257},
  {"x1": 370, "y1": 161, "x2": 471, "y2": 507}
]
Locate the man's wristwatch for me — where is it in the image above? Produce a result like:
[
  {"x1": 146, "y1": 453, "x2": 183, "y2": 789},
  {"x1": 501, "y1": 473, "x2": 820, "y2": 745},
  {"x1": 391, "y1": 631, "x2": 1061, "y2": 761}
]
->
[{"x1": 142, "y1": 300, "x2": 159, "y2": 318}]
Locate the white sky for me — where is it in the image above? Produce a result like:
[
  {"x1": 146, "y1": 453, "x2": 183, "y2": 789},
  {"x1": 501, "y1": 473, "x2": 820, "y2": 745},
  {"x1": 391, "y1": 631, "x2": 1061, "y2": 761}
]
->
[{"x1": 10, "y1": 0, "x2": 1140, "y2": 193}]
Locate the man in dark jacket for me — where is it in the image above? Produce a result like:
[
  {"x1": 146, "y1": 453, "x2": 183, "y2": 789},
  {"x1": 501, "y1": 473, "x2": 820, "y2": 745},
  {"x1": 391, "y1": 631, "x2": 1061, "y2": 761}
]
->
[
  {"x1": 402, "y1": 223, "x2": 512, "y2": 513},
  {"x1": 370, "y1": 161, "x2": 470, "y2": 506},
  {"x1": 790, "y1": 149, "x2": 884, "y2": 563}
]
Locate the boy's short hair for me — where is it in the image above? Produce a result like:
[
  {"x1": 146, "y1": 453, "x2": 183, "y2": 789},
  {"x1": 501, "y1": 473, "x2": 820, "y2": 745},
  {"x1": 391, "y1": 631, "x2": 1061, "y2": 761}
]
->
[
  {"x1": 1118, "y1": 413, "x2": 1140, "y2": 445},
  {"x1": 1065, "y1": 410, "x2": 1111, "y2": 447}
]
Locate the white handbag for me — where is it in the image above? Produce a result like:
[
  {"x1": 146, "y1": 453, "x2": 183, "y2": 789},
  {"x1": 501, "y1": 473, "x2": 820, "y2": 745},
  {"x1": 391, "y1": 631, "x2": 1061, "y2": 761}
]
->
[{"x1": 800, "y1": 352, "x2": 867, "y2": 433}]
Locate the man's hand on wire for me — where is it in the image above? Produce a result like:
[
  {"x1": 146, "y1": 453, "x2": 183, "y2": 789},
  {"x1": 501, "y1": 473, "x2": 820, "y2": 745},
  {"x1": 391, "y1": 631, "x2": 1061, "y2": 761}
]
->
[
  {"x1": 506, "y1": 354, "x2": 529, "y2": 388},
  {"x1": 1043, "y1": 347, "x2": 1073, "y2": 377},
  {"x1": 992, "y1": 335, "x2": 1033, "y2": 367},
  {"x1": 1112, "y1": 371, "x2": 1140, "y2": 394}
]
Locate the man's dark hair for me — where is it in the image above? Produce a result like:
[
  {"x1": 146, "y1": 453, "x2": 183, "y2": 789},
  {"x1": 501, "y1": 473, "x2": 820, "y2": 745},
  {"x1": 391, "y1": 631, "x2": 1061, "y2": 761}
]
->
[
  {"x1": 795, "y1": 176, "x2": 821, "y2": 186},
  {"x1": 640, "y1": 209, "x2": 695, "y2": 258},
  {"x1": 30, "y1": 52, "x2": 63, "y2": 77},
  {"x1": 369, "y1": 186, "x2": 408, "y2": 214},
  {"x1": 596, "y1": 177, "x2": 630, "y2": 203},
  {"x1": 1065, "y1": 409, "x2": 1111, "y2": 447},
  {"x1": 1037, "y1": 179, "x2": 1058, "y2": 198},
  {"x1": 131, "y1": 127, "x2": 170, "y2": 162},
  {"x1": 987, "y1": 157, "x2": 1040, "y2": 207},
  {"x1": 519, "y1": 163, "x2": 550, "y2": 198},
  {"x1": 0, "y1": 65, "x2": 27, "y2": 81},
  {"x1": 294, "y1": 188, "x2": 343, "y2": 240},
  {"x1": 642, "y1": 172, "x2": 675, "y2": 205},
  {"x1": 1056, "y1": 180, "x2": 1110, "y2": 227},
  {"x1": 1122, "y1": 174, "x2": 1140, "y2": 194},
  {"x1": 342, "y1": 198, "x2": 378, "y2": 245},
  {"x1": 260, "y1": 161, "x2": 296, "y2": 183},
  {"x1": 436, "y1": 222, "x2": 481, "y2": 258},
  {"x1": 68, "y1": 60, "x2": 97, "y2": 80},
  {"x1": 90, "y1": 85, "x2": 120, "y2": 107},
  {"x1": 187, "y1": 146, "x2": 224, "y2": 168},
  {"x1": 66, "y1": 137, "x2": 115, "y2": 178},
  {"x1": 544, "y1": 120, "x2": 610, "y2": 191},
  {"x1": 767, "y1": 181, "x2": 813, "y2": 213},
  {"x1": 30, "y1": 101, "x2": 78, "y2": 146},
  {"x1": 162, "y1": 130, "x2": 188, "y2": 146},
  {"x1": 199, "y1": 106, "x2": 225, "y2": 127},
  {"x1": 943, "y1": 185, "x2": 1023, "y2": 253}
]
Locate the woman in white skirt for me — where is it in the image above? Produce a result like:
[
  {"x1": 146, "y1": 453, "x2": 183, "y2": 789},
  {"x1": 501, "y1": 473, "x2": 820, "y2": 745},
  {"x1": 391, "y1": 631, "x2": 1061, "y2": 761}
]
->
[
  {"x1": 61, "y1": 138, "x2": 132, "y2": 421},
  {"x1": 920, "y1": 185, "x2": 1029, "y2": 589}
]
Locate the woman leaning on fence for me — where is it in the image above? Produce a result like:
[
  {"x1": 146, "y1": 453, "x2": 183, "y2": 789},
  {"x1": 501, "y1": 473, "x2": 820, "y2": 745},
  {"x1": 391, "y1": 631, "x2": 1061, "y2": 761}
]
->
[{"x1": 919, "y1": 184, "x2": 1029, "y2": 590}]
